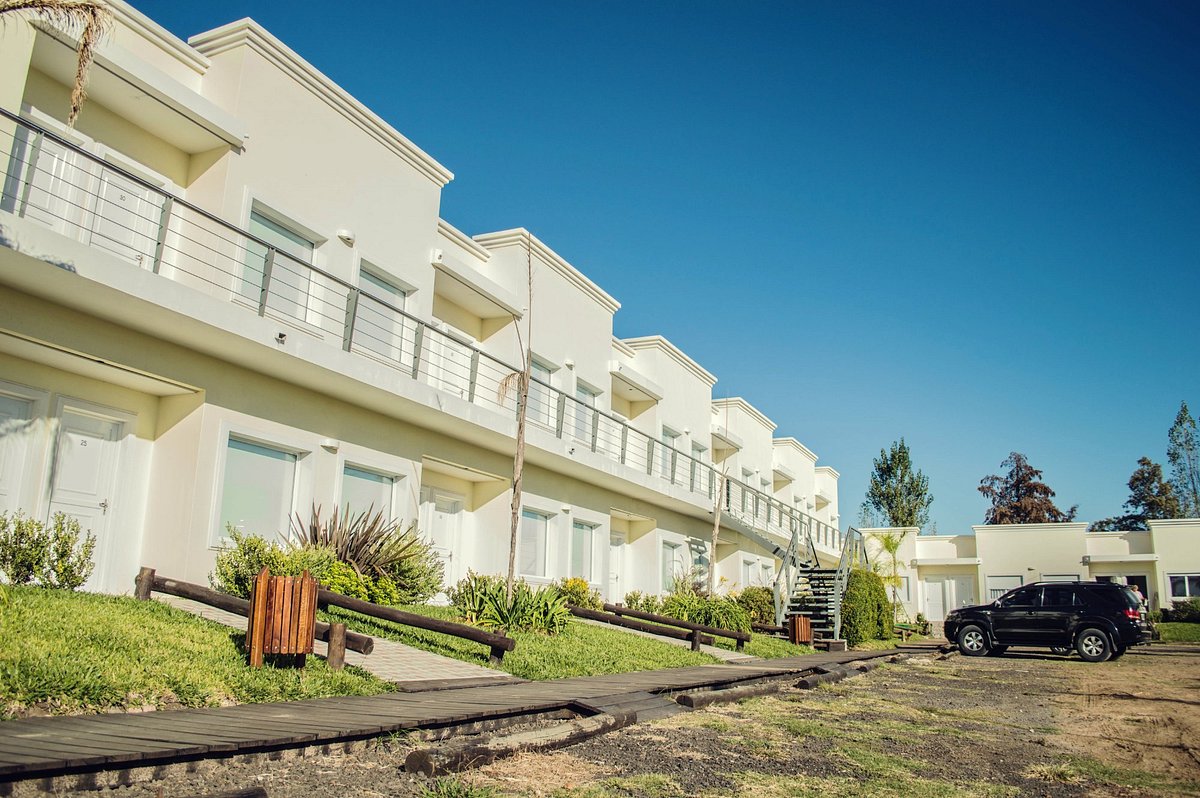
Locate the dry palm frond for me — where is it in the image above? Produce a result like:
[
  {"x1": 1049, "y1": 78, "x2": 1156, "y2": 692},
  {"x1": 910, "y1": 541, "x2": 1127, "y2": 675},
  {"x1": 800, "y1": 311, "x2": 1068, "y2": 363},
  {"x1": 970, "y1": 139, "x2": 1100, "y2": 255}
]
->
[
  {"x1": 0, "y1": 0, "x2": 112, "y2": 126},
  {"x1": 496, "y1": 370, "x2": 521, "y2": 404},
  {"x1": 288, "y1": 503, "x2": 417, "y2": 577}
]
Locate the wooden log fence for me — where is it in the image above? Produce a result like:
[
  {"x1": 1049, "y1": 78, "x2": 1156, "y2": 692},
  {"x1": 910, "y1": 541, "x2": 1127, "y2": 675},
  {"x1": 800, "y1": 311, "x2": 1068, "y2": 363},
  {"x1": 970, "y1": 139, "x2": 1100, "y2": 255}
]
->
[
  {"x1": 134, "y1": 567, "x2": 374, "y2": 655},
  {"x1": 567, "y1": 605, "x2": 714, "y2": 651},
  {"x1": 604, "y1": 603, "x2": 751, "y2": 652},
  {"x1": 317, "y1": 589, "x2": 515, "y2": 666}
]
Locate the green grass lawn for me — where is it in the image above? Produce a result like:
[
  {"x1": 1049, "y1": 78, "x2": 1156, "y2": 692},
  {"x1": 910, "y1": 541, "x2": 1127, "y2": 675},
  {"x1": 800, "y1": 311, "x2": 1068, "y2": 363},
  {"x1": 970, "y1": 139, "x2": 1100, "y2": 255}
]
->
[
  {"x1": 321, "y1": 604, "x2": 724, "y2": 680},
  {"x1": 1156, "y1": 621, "x2": 1200, "y2": 643},
  {"x1": 0, "y1": 586, "x2": 391, "y2": 719}
]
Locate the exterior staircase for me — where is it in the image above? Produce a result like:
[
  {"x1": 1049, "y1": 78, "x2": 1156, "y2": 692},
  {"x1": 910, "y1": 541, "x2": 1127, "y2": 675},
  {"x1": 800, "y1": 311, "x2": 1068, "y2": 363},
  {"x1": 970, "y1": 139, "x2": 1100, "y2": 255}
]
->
[{"x1": 779, "y1": 528, "x2": 869, "y2": 642}]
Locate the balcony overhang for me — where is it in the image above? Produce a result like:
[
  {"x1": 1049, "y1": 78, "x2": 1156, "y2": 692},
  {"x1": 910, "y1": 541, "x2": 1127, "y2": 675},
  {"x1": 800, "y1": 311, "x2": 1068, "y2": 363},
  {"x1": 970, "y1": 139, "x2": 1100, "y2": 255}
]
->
[
  {"x1": 711, "y1": 423, "x2": 743, "y2": 451},
  {"x1": 1082, "y1": 554, "x2": 1159, "y2": 564},
  {"x1": 0, "y1": 328, "x2": 198, "y2": 397},
  {"x1": 421, "y1": 456, "x2": 506, "y2": 484},
  {"x1": 771, "y1": 463, "x2": 796, "y2": 484},
  {"x1": 911, "y1": 558, "x2": 982, "y2": 567},
  {"x1": 32, "y1": 26, "x2": 247, "y2": 152},
  {"x1": 608, "y1": 362, "x2": 662, "y2": 403},
  {"x1": 432, "y1": 258, "x2": 522, "y2": 321}
]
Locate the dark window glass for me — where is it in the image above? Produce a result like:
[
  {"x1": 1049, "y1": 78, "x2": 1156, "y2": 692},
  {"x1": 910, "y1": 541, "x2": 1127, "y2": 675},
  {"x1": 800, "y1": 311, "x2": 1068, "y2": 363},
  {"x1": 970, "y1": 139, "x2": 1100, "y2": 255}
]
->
[
  {"x1": 1043, "y1": 587, "x2": 1076, "y2": 606},
  {"x1": 1001, "y1": 588, "x2": 1040, "y2": 607}
]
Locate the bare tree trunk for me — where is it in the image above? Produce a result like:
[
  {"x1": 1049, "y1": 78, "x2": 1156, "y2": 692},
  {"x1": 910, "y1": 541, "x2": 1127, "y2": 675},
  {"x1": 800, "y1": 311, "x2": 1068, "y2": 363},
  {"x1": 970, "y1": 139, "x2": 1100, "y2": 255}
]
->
[
  {"x1": 506, "y1": 364, "x2": 529, "y2": 602},
  {"x1": 505, "y1": 236, "x2": 535, "y2": 603},
  {"x1": 708, "y1": 471, "x2": 726, "y2": 595}
]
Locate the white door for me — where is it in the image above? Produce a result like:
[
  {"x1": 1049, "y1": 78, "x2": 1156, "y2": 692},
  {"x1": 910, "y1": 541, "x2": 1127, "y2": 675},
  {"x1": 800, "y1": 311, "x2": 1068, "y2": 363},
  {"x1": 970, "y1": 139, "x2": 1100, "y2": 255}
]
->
[
  {"x1": 7, "y1": 131, "x2": 82, "y2": 236},
  {"x1": 924, "y1": 577, "x2": 947, "y2": 621},
  {"x1": 47, "y1": 408, "x2": 123, "y2": 585},
  {"x1": 608, "y1": 533, "x2": 625, "y2": 602},
  {"x1": 85, "y1": 166, "x2": 161, "y2": 266},
  {"x1": 951, "y1": 576, "x2": 976, "y2": 609},
  {"x1": 427, "y1": 326, "x2": 473, "y2": 399},
  {"x1": 420, "y1": 487, "x2": 463, "y2": 584},
  {"x1": 0, "y1": 393, "x2": 35, "y2": 513}
]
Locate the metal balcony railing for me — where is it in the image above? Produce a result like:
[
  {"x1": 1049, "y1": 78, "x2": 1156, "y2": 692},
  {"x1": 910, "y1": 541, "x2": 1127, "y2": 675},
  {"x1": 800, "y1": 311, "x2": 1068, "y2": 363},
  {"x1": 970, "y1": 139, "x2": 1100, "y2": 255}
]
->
[{"x1": 0, "y1": 106, "x2": 844, "y2": 555}]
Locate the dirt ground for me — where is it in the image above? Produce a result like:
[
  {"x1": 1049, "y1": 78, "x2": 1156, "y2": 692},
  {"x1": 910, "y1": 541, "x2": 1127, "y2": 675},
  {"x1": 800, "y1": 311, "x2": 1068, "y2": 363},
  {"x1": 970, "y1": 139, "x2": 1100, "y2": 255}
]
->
[{"x1": 52, "y1": 644, "x2": 1200, "y2": 798}]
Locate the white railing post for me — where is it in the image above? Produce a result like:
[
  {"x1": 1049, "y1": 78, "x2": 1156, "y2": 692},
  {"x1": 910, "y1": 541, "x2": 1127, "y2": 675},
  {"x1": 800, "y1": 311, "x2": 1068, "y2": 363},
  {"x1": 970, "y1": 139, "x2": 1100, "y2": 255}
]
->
[
  {"x1": 257, "y1": 247, "x2": 275, "y2": 316},
  {"x1": 150, "y1": 196, "x2": 174, "y2": 274},
  {"x1": 341, "y1": 288, "x2": 359, "y2": 351}
]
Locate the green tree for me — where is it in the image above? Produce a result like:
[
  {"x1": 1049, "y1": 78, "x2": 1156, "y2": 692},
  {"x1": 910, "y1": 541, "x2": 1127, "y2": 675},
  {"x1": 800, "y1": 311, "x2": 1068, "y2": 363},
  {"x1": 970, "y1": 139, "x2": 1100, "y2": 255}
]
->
[
  {"x1": 0, "y1": 1, "x2": 110, "y2": 126},
  {"x1": 1090, "y1": 457, "x2": 1181, "y2": 531},
  {"x1": 978, "y1": 452, "x2": 1077, "y2": 525},
  {"x1": 1167, "y1": 401, "x2": 1200, "y2": 518},
  {"x1": 860, "y1": 439, "x2": 932, "y2": 528}
]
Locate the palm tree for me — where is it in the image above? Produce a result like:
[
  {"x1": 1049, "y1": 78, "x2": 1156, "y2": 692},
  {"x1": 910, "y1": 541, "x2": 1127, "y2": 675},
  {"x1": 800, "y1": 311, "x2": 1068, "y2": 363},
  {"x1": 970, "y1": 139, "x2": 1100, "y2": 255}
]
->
[
  {"x1": 873, "y1": 529, "x2": 909, "y2": 623},
  {"x1": 1, "y1": 0, "x2": 111, "y2": 126}
]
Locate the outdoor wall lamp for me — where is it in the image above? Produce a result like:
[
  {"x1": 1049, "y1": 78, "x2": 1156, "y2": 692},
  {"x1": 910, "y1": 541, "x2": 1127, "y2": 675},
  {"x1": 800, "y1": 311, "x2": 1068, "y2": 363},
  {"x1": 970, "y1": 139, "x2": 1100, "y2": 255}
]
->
[
  {"x1": 275, "y1": 332, "x2": 287, "y2": 344},
  {"x1": 337, "y1": 228, "x2": 356, "y2": 246}
]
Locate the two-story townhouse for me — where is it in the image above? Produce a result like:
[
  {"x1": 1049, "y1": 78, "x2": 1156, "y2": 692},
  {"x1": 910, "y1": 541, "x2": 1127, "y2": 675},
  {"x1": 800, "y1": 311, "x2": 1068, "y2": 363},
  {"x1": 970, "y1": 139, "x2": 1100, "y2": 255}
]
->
[{"x1": 0, "y1": 2, "x2": 845, "y2": 603}]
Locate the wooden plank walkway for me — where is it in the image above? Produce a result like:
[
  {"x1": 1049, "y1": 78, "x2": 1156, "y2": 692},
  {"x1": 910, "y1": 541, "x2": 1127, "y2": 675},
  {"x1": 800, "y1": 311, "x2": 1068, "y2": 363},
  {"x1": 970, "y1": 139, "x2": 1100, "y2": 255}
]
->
[{"x1": 0, "y1": 649, "x2": 890, "y2": 784}]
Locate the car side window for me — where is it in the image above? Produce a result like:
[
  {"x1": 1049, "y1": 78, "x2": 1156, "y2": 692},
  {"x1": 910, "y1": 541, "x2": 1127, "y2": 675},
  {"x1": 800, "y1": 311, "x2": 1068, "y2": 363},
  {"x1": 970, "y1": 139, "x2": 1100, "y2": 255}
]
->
[
  {"x1": 1043, "y1": 587, "x2": 1075, "y2": 606},
  {"x1": 1000, "y1": 588, "x2": 1040, "y2": 607}
]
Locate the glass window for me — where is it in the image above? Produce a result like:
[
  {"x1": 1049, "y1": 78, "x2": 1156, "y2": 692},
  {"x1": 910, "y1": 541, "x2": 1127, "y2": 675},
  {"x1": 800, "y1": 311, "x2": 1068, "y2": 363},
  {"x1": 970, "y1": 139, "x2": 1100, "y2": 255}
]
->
[
  {"x1": 573, "y1": 384, "x2": 598, "y2": 442},
  {"x1": 355, "y1": 263, "x2": 411, "y2": 362},
  {"x1": 519, "y1": 509, "x2": 549, "y2": 577},
  {"x1": 220, "y1": 437, "x2": 297, "y2": 539},
  {"x1": 661, "y1": 541, "x2": 681, "y2": 593},
  {"x1": 999, "y1": 587, "x2": 1040, "y2": 608},
  {"x1": 341, "y1": 464, "x2": 396, "y2": 518},
  {"x1": 1170, "y1": 574, "x2": 1200, "y2": 598},
  {"x1": 741, "y1": 559, "x2": 754, "y2": 588},
  {"x1": 528, "y1": 361, "x2": 554, "y2": 429},
  {"x1": 659, "y1": 428, "x2": 680, "y2": 479},
  {"x1": 898, "y1": 575, "x2": 911, "y2": 601},
  {"x1": 245, "y1": 209, "x2": 314, "y2": 317},
  {"x1": 761, "y1": 563, "x2": 772, "y2": 587},
  {"x1": 1043, "y1": 587, "x2": 1077, "y2": 607},
  {"x1": 570, "y1": 521, "x2": 595, "y2": 580}
]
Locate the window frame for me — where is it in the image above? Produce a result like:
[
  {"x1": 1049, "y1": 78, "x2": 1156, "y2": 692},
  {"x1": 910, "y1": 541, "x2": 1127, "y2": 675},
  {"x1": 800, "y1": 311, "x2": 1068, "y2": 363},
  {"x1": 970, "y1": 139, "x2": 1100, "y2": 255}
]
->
[
  {"x1": 518, "y1": 507, "x2": 551, "y2": 579},
  {"x1": 570, "y1": 519, "x2": 597, "y2": 582},
  {"x1": 213, "y1": 430, "x2": 309, "y2": 548},
  {"x1": 339, "y1": 461, "x2": 401, "y2": 520},
  {"x1": 1169, "y1": 573, "x2": 1200, "y2": 599}
]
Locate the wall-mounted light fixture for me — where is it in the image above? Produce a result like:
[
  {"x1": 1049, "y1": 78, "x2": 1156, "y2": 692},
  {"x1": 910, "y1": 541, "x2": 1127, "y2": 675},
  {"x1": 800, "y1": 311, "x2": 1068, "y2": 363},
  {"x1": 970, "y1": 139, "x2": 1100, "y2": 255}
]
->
[
  {"x1": 275, "y1": 332, "x2": 287, "y2": 344},
  {"x1": 336, "y1": 229, "x2": 356, "y2": 246}
]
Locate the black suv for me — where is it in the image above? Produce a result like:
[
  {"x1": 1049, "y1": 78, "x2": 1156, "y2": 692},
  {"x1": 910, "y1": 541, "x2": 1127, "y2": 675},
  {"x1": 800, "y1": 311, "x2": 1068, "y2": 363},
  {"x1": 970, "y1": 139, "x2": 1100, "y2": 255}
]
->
[{"x1": 944, "y1": 581, "x2": 1153, "y2": 662}]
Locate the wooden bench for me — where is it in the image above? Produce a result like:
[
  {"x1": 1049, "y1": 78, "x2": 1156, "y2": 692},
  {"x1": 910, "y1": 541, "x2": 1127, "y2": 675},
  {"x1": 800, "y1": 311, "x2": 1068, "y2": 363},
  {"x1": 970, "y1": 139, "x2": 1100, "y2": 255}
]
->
[{"x1": 247, "y1": 568, "x2": 318, "y2": 668}]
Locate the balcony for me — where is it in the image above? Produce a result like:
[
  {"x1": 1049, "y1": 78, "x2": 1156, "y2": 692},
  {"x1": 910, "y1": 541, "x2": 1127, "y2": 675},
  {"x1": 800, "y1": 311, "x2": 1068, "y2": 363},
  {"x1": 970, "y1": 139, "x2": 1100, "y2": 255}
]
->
[{"x1": 0, "y1": 107, "x2": 843, "y2": 558}]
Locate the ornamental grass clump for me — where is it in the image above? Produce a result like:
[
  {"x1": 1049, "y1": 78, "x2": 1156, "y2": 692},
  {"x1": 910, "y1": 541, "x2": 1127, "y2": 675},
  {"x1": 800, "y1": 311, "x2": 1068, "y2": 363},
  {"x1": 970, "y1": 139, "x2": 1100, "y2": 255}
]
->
[
  {"x1": 447, "y1": 571, "x2": 569, "y2": 634},
  {"x1": 661, "y1": 590, "x2": 751, "y2": 633}
]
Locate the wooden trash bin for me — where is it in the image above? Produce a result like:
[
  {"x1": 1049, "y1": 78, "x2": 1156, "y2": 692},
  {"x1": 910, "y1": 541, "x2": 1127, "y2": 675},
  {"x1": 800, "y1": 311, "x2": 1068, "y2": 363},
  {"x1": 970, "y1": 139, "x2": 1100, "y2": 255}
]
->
[
  {"x1": 246, "y1": 567, "x2": 318, "y2": 668},
  {"x1": 788, "y1": 614, "x2": 813, "y2": 645}
]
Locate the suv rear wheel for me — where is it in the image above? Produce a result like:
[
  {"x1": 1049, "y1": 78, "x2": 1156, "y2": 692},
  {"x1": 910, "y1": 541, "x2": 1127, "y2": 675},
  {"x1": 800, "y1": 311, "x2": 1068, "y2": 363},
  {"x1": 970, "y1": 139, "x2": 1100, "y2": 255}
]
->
[
  {"x1": 957, "y1": 624, "x2": 989, "y2": 657},
  {"x1": 1075, "y1": 627, "x2": 1112, "y2": 663}
]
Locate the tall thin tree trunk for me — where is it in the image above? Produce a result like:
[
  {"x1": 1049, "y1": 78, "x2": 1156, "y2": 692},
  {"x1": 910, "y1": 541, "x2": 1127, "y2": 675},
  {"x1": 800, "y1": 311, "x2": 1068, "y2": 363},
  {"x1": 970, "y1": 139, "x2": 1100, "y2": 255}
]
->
[
  {"x1": 708, "y1": 471, "x2": 726, "y2": 595},
  {"x1": 505, "y1": 236, "x2": 534, "y2": 602}
]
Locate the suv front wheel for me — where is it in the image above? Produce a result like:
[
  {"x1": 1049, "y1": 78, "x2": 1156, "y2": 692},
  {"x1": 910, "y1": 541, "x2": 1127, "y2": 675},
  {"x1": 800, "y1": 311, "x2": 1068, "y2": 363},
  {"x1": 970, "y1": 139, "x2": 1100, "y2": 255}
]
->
[
  {"x1": 1075, "y1": 628, "x2": 1112, "y2": 663},
  {"x1": 957, "y1": 624, "x2": 989, "y2": 657}
]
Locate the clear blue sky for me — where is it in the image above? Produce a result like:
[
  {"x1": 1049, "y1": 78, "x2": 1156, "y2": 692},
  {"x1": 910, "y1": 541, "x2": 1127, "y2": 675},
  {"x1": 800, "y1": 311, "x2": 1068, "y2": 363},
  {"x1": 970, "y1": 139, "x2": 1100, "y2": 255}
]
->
[{"x1": 141, "y1": 0, "x2": 1199, "y2": 534}]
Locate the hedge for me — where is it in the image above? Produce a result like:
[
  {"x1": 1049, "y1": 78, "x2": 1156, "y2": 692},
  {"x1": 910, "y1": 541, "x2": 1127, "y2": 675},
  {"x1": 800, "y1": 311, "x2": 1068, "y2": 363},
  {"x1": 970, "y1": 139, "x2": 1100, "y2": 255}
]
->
[{"x1": 840, "y1": 569, "x2": 893, "y2": 645}]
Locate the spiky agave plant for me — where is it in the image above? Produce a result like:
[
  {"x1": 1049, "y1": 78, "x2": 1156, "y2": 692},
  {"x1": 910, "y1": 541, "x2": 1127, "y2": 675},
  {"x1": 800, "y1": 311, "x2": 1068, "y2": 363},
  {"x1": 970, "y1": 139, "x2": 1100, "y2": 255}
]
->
[
  {"x1": 288, "y1": 504, "x2": 417, "y2": 578},
  {"x1": 0, "y1": 1, "x2": 111, "y2": 125}
]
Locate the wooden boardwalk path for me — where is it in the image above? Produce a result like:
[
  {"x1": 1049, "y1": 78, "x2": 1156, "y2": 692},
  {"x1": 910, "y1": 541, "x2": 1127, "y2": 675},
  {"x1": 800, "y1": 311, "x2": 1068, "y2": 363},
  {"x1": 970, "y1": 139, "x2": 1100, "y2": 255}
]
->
[{"x1": 0, "y1": 649, "x2": 890, "y2": 785}]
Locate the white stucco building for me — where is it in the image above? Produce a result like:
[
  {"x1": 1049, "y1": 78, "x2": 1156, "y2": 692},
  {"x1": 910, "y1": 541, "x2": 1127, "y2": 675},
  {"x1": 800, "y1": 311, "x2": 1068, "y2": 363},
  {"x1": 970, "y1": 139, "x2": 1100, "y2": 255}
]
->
[
  {"x1": 0, "y1": 2, "x2": 845, "y2": 598},
  {"x1": 864, "y1": 519, "x2": 1200, "y2": 622}
]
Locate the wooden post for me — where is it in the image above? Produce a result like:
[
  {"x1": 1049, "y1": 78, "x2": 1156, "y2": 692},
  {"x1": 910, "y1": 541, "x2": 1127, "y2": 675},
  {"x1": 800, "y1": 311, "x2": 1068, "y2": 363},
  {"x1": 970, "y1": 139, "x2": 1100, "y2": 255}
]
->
[
  {"x1": 134, "y1": 567, "x2": 155, "y2": 600},
  {"x1": 327, "y1": 622, "x2": 346, "y2": 670},
  {"x1": 248, "y1": 567, "x2": 270, "y2": 668},
  {"x1": 690, "y1": 628, "x2": 702, "y2": 652},
  {"x1": 489, "y1": 645, "x2": 506, "y2": 667}
]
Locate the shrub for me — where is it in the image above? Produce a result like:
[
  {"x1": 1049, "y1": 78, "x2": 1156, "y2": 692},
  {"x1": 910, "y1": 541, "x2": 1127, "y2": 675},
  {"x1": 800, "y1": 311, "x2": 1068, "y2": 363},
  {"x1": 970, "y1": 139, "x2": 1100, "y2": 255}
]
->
[
  {"x1": 0, "y1": 511, "x2": 95, "y2": 590},
  {"x1": 447, "y1": 571, "x2": 569, "y2": 634},
  {"x1": 662, "y1": 591, "x2": 752, "y2": 633},
  {"x1": 736, "y1": 585, "x2": 776, "y2": 624},
  {"x1": 210, "y1": 528, "x2": 290, "y2": 597},
  {"x1": 840, "y1": 569, "x2": 893, "y2": 646},
  {"x1": 1170, "y1": 598, "x2": 1200, "y2": 623},
  {"x1": 555, "y1": 576, "x2": 602, "y2": 610},
  {"x1": 387, "y1": 538, "x2": 444, "y2": 605},
  {"x1": 623, "y1": 590, "x2": 663, "y2": 615}
]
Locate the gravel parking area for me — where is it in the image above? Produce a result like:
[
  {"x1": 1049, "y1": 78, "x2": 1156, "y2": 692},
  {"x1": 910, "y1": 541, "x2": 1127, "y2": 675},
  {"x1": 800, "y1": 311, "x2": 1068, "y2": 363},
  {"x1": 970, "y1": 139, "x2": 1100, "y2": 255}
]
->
[{"x1": 46, "y1": 644, "x2": 1200, "y2": 797}]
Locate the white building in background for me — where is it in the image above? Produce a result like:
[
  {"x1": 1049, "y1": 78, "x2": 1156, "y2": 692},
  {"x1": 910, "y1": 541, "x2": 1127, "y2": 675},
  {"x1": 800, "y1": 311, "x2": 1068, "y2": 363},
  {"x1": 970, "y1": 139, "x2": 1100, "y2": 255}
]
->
[
  {"x1": 863, "y1": 519, "x2": 1200, "y2": 622},
  {"x1": 0, "y1": 1, "x2": 845, "y2": 598}
]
